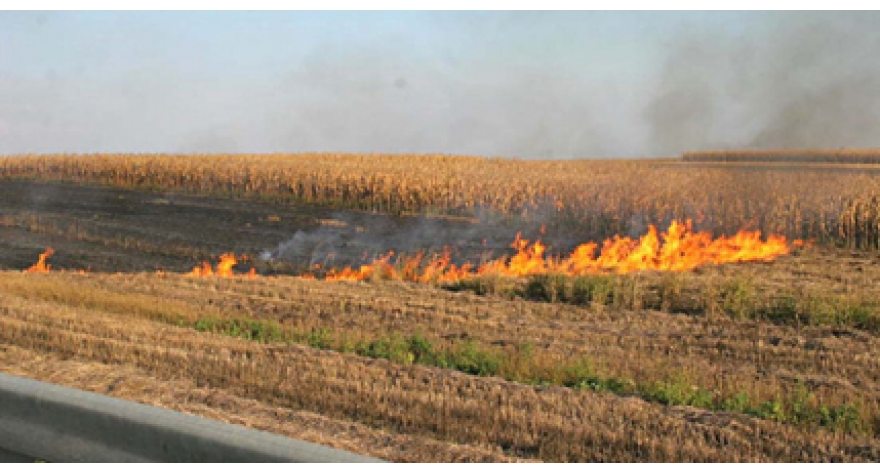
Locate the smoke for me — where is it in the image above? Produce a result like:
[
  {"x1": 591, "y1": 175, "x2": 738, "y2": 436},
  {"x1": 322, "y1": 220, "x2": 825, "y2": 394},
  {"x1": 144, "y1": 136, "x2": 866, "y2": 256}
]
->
[
  {"x1": 646, "y1": 12, "x2": 880, "y2": 154},
  {"x1": 259, "y1": 26, "x2": 614, "y2": 158},
  {"x1": 260, "y1": 207, "x2": 590, "y2": 269},
  {"x1": 1, "y1": 12, "x2": 879, "y2": 158}
]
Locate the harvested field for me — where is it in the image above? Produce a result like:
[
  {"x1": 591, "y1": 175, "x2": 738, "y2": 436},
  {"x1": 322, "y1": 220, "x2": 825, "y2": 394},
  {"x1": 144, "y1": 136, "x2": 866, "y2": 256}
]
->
[{"x1": 0, "y1": 269, "x2": 878, "y2": 462}]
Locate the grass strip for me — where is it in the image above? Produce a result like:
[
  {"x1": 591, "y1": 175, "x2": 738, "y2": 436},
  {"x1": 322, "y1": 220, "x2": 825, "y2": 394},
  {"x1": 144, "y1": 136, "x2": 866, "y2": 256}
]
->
[{"x1": 190, "y1": 315, "x2": 869, "y2": 434}]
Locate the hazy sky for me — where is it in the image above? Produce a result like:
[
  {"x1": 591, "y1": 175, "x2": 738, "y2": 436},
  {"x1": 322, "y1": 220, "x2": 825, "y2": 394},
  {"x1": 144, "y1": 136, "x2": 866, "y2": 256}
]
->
[{"x1": 1, "y1": 11, "x2": 879, "y2": 158}]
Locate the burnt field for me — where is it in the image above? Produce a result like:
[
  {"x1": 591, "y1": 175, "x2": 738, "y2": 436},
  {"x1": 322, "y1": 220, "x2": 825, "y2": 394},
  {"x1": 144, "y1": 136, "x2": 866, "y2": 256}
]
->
[
  {"x1": 0, "y1": 180, "x2": 543, "y2": 275},
  {"x1": 1, "y1": 170, "x2": 880, "y2": 462}
]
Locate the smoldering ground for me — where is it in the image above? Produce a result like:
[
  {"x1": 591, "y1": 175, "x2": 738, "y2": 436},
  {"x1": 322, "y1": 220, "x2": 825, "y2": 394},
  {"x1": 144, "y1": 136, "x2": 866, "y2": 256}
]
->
[{"x1": 259, "y1": 207, "x2": 597, "y2": 270}]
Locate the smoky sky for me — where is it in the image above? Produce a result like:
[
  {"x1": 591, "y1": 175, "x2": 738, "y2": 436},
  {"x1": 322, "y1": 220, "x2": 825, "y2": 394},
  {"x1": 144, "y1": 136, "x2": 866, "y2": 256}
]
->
[
  {"x1": 647, "y1": 12, "x2": 880, "y2": 154},
  {"x1": 1, "y1": 11, "x2": 879, "y2": 158}
]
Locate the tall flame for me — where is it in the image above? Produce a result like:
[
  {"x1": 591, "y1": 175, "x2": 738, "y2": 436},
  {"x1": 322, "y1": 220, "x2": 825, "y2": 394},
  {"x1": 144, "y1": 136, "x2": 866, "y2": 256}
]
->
[
  {"x1": 318, "y1": 220, "x2": 792, "y2": 283},
  {"x1": 24, "y1": 248, "x2": 55, "y2": 273}
]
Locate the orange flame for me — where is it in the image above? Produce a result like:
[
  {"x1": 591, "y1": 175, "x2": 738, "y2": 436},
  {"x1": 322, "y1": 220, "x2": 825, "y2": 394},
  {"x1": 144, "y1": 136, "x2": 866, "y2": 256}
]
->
[
  {"x1": 19, "y1": 221, "x2": 792, "y2": 284},
  {"x1": 187, "y1": 254, "x2": 255, "y2": 278},
  {"x1": 325, "y1": 252, "x2": 397, "y2": 281},
  {"x1": 24, "y1": 248, "x2": 54, "y2": 273},
  {"x1": 315, "y1": 220, "x2": 791, "y2": 283}
]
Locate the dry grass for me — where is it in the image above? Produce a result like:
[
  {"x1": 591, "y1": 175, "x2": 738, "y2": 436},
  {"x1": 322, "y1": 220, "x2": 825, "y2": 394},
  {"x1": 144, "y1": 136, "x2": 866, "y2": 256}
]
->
[
  {"x1": 0, "y1": 345, "x2": 525, "y2": 463},
  {"x1": 1, "y1": 268, "x2": 878, "y2": 462}
]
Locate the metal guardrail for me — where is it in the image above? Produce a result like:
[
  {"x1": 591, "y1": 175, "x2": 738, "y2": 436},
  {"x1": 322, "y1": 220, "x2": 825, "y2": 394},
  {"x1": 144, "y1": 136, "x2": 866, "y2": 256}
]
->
[{"x1": 0, "y1": 372, "x2": 385, "y2": 462}]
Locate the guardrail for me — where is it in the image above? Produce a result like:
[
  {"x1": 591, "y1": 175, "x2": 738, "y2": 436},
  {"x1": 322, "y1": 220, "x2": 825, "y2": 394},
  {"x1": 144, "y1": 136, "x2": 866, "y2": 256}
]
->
[{"x1": 0, "y1": 372, "x2": 385, "y2": 462}]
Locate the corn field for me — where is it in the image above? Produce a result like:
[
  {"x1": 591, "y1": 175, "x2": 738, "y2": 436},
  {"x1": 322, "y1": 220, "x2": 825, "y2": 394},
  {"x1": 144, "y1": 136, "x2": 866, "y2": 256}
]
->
[
  {"x1": 683, "y1": 149, "x2": 880, "y2": 164},
  {"x1": 3, "y1": 152, "x2": 880, "y2": 249}
]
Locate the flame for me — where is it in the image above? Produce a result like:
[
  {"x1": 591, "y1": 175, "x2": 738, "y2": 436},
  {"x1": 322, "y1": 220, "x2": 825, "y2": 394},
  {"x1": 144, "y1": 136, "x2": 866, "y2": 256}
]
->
[
  {"x1": 24, "y1": 248, "x2": 55, "y2": 273},
  {"x1": 555, "y1": 220, "x2": 790, "y2": 275},
  {"x1": 325, "y1": 252, "x2": 397, "y2": 281},
  {"x1": 412, "y1": 247, "x2": 473, "y2": 284},
  {"x1": 21, "y1": 249, "x2": 256, "y2": 278},
  {"x1": 186, "y1": 254, "x2": 255, "y2": 278},
  {"x1": 20, "y1": 221, "x2": 792, "y2": 284},
  {"x1": 23, "y1": 248, "x2": 91, "y2": 274},
  {"x1": 315, "y1": 220, "x2": 791, "y2": 283}
]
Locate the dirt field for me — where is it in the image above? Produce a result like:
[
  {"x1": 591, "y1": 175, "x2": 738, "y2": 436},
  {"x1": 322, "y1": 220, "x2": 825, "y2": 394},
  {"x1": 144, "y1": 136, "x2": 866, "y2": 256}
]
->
[{"x1": 1, "y1": 178, "x2": 879, "y2": 462}]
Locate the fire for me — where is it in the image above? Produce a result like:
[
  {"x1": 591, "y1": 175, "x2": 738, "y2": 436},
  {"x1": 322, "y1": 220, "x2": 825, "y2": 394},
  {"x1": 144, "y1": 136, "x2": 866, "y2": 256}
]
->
[
  {"x1": 186, "y1": 253, "x2": 255, "y2": 278},
  {"x1": 24, "y1": 248, "x2": 55, "y2": 273},
  {"x1": 21, "y1": 248, "x2": 256, "y2": 278},
  {"x1": 21, "y1": 220, "x2": 793, "y2": 284},
  {"x1": 22, "y1": 248, "x2": 91, "y2": 274},
  {"x1": 554, "y1": 220, "x2": 790, "y2": 275},
  {"x1": 316, "y1": 220, "x2": 792, "y2": 283},
  {"x1": 325, "y1": 252, "x2": 396, "y2": 282}
]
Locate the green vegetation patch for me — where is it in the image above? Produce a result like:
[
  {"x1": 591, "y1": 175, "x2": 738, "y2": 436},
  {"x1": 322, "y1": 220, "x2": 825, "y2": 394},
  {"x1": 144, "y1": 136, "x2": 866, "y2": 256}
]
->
[
  {"x1": 188, "y1": 314, "x2": 870, "y2": 434},
  {"x1": 445, "y1": 273, "x2": 880, "y2": 332}
]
